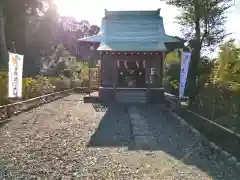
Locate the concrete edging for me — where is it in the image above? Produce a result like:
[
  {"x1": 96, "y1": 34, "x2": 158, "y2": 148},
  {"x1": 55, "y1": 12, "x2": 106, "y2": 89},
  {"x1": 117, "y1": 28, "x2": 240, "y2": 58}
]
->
[
  {"x1": 165, "y1": 107, "x2": 240, "y2": 173},
  {"x1": 0, "y1": 87, "x2": 91, "y2": 122},
  {"x1": 0, "y1": 89, "x2": 75, "y2": 123}
]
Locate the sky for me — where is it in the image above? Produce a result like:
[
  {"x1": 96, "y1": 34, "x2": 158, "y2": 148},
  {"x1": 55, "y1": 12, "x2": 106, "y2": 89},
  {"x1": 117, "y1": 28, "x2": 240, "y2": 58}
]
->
[{"x1": 55, "y1": 0, "x2": 240, "y2": 54}]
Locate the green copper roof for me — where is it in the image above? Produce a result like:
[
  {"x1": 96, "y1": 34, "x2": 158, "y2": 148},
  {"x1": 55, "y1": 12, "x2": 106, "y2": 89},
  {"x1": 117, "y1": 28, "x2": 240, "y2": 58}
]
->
[
  {"x1": 78, "y1": 9, "x2": 185, "y2": 51},
  {"x1": 104, "y1": 9, "x2": 161, "y2": 16}
]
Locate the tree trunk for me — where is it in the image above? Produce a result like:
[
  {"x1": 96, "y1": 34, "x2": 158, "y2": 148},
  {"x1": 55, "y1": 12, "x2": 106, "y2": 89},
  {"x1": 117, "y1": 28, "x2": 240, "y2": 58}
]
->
[
  {"x1": 0, "y1": 13, "x2": 8, "y2": 69},
  {"x1": 188, "y1": 2, "x2": 201, "y2": 106}
]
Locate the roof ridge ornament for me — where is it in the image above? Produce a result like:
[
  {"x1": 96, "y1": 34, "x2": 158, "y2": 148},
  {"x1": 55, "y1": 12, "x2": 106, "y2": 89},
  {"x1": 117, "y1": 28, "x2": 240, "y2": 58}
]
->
[{"x1": 157, "y1": 9, "x2": 161, "y2": 16}]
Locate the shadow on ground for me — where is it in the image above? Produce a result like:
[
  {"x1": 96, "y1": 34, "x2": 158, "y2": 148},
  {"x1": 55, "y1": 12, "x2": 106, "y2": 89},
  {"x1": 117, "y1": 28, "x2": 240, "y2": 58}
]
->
[
  {"x1": 0, "y1": 120, "x2": 9, "y2": 129},
  {"x1": 87, "y1": 103, "x2": 135, "y2": 148},
  {"x1": 87, "y1": 103, "x2": 239, "y2": 179}
]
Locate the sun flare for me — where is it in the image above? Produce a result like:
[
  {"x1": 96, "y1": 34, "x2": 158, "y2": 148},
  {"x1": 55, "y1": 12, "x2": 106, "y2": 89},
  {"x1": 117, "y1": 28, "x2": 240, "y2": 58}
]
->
[
  {"x1": 54, "y1": 0, "x2": 100, "y2": 24},
  {"x1": 54, "y1": 0, "x2": 76, "y2": 16}
]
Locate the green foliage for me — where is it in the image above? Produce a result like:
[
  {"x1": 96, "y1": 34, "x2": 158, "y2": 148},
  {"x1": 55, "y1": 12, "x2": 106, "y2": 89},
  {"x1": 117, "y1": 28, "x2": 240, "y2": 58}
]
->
[
  {"x1": 164, "y1": 42, "x2": 240, "y2": 132},
  {"x1": 22, "y1": 77, "x2": 39, "y2": 99},
  {"x1": 216, "y1": 40, "x2": 240, "y2": 83},
  {"x1": 35, "y1": 76, "x2": 55, "y2": 95},
  {"x1": 170, "y1": 80, "x2": 179, "y2": 90},
  {"x1": 0, "y1": 0, "x2": 100, "y2": 75},
  {"x1": 0, "y1": 71, "x2": 8, "y2": 78},
  {"x1": 164, "y1": 0, "x2": 232, "y2": 104},
  {"x1": 0, "y1": 73, "x2": 75, "y2": 105},
  {"x1": 165, "y1": 62, "x2": 180, "y2": 82},
  {"x1": 190, "y1": 40, "x2": 240, "y2": 132},
  {"x1": 78, "y1": 62, "x2": 89, "y2": 81},
  {"x1": 41, "y1": 44, "x2": 80, "y2": 78},
  {"x1": 0, "y1": 71, "x2": 9, "y2": 105},
  {"x1": 48, "y1": 76, "x2": 71, "y2": 90},
  {"x1": 164, "y1": 50, "x2": 180, "y2": 65},
  {"x1": 165, "y1": 0, "x2": 231, "y2": 51},
  {"x1": 0, "y1": 1, "x2": 99, "y2": 104},
  {"x1": 0, "y1": 57, "x2": 89, "y2": 105},
  {"x1": 192, "y1": 80, "x2": 240, "y2": 132},
  {"x1": 40, "y1": 44, "x2": 90, "y2": 88},
  {"x1": 164, "y1": 63, "x2": 181, "y2": 94},
  {"x1": 164, "y1": 51, "x2": 180, "y2": 94}
]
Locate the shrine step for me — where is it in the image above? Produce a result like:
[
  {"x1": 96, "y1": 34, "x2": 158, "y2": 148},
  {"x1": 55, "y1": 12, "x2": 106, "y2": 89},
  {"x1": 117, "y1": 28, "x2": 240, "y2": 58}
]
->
[{"x1": 115, "y1": 90, "x2": 147, "y2": 104}]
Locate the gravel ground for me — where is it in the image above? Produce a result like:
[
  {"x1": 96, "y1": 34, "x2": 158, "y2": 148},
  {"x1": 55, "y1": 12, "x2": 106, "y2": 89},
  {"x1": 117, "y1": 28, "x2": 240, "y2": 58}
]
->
[
  {"x1": 0, "y1": 94, "x2": 239, "y2": 179},
  {"x1": 129, "y1": 105, "x2": 239, "y2": 179}
]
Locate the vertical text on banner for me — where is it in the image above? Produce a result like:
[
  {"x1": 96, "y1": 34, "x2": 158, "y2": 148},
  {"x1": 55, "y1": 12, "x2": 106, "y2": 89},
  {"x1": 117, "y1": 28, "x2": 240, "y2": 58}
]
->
[
  {"x1": 179, "y1": 51, "x2": 191, "y2": 99},
  {"x1": 8, "y1": 52, "x2": 24, "y2": 98}
]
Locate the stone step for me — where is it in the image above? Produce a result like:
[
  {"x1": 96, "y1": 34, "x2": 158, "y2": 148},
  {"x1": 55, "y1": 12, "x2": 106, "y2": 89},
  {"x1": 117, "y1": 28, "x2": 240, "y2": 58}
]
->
[
  {"x1": 115, "y1": 90, "x2": 148, "y2": 103},
  {"x1": 116, "y1": 97, "x2": 147, "y2": 103},
  {"x1": 115, "y1": 91, "x2": 147, "y2": 96},
  {"x1": 116, "y1": 100, "x2": 147, "y2": 103},
  {"x1": 116, "y1": 92, "x2": 146, "y2": 96},
  {"x1": 116, "y1": 96, "x2": 147, "y2": 100}
]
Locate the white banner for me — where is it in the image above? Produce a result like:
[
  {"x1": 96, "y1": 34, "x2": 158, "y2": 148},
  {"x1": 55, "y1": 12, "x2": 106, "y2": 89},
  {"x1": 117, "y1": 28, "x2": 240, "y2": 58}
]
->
[
  {"x1": 8, "y1": 52, "x2": 24, "y2": 98},
  {"x1": 179, "y1": 51, "x2": 191, "y2": 99}
]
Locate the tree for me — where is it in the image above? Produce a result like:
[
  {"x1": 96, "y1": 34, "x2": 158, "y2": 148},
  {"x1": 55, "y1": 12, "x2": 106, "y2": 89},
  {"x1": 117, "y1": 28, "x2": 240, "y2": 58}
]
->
[
  {"x1": 40, "y1": 44, "x2": 83, "y2": 85},
  {"x1": 57, "y1": 17, "x2": 100, "y2": 56},
  {"x1": 164, "y1": 50, "x2": 215, "y2": 95},
  {"x1": 216, "y1": 39, "x2": 240, "y2": 83},
  {"x1": 2, "y1": 0, "x2": 54, "y2": 50},
  {"x1": 40, "y1": 44, "x2": 71, "y2": 76},
  {"x1": 0, "y1": 0, "x2": 57, "y2": 74},
  {"x1": 0, "y1": 8, "x2": 7, "y2": 68},
  {"x1": 164, "y1": 0, "x2": 232, "y2": 104},
  {"x1": 0, "y1": 0, "x2": 99, "y2": 76}
]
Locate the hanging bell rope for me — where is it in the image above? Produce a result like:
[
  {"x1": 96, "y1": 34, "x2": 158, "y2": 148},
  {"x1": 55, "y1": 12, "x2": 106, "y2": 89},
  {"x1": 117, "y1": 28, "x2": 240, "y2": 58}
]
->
[
  {"x1": 124, "y1": 61, "x2": 128, "y2": 69},
  {"x1": 136, "y1": 61, "x2": 139, "y2": 68}
]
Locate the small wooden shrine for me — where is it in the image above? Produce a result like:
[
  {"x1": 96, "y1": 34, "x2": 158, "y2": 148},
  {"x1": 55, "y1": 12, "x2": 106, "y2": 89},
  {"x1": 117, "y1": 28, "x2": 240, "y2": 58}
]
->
[{"x1": 78, "y1": 9, "x2": 185, "y2": 103}]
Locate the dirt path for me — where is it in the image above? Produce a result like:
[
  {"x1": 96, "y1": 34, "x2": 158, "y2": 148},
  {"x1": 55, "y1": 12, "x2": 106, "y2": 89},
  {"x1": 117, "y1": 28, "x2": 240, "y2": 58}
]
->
[{"x1": 0, "y1": 94, "x2": 238, "y2": 179}]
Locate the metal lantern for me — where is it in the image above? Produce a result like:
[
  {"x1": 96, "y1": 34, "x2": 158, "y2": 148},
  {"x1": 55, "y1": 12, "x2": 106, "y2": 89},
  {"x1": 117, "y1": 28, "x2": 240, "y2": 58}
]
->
[{"x1": 89, "y1": 45, "x2": 95, "y2": 51}]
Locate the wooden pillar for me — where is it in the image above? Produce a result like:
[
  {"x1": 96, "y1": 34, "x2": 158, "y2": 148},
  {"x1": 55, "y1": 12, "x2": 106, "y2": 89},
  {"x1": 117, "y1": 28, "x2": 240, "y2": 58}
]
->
[
  {"x1": 100, "y1": 51, "x2": 103, "y2": 87},
  {"x1": 112, "y1": 54, "x2": 118, "y2": 86},
  {"x1": 161, "y1": 52, "x2": 165, "y2": 86},
  {"x1": 145, "y1": 58, "x2": 152, "y2": 84}
]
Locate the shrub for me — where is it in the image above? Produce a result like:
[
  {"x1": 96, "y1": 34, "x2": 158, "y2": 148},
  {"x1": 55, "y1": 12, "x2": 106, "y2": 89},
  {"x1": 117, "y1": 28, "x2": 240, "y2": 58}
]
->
[
  {"x1": 22, "y1": 77, "x2": 39, "y2": 100},
  {"x1": 48, "y1": 76, "x2": 71, "y2": 91},
  {"x1": 191, "y1": 80, "x2": 240, "y2": 132},
  {"x1": 35, "y1": 76, "x2": 55, "y2": 95},
  {"x1": 78, "y1": 62, "x2": 89, "y2": 82},
  {"x1": 0, "y1": 73, "x2": 73, "y2": 105},
  {"x1": 71, "y1": 79, "x2": 82, "y2": 88},
  {"x1": 0, "y1": 71, "x2": 9, "y2": 105},
  {"x1": 0, "y1": 60, "x2": 89, "y2": 106}
]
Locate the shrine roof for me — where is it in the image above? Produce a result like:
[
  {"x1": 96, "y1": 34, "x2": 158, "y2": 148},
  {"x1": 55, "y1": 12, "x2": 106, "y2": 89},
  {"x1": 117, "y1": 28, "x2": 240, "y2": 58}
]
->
[{"x1": 78, "y1": 9, "x2": 185, "y2": 51}]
